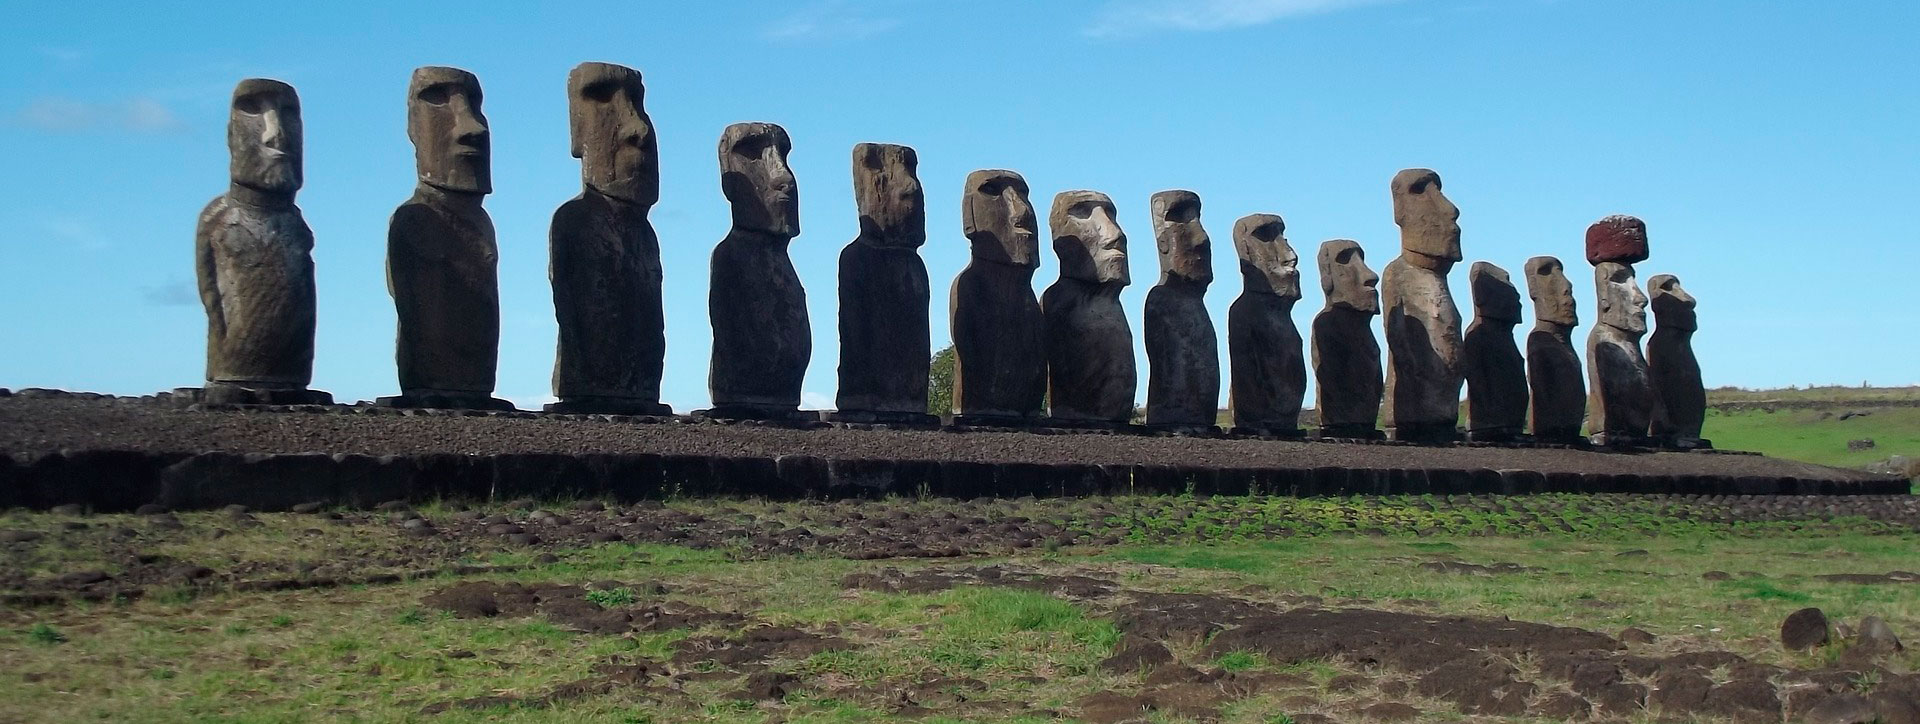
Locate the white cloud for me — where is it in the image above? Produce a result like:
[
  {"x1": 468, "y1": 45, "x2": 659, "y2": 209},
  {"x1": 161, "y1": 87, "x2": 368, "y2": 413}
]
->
[
  {"x1": 1085, "y1": 0, "x2": 1408, "y2": 38},
  {"x1": 11, "y1": 96, "x2": 185, "y2": 133},
  {"x1": 801, "y1": 390, "x2": 834, "y2": 411},
  {"x1": 141, "y1": 278, "x2": 199, "y2": 307},
  {"x1": 762, "y1": 0, "x2": 901, "y2": 42}
]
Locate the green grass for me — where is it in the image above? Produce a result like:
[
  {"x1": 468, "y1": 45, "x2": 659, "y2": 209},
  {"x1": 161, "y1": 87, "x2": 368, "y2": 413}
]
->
[{"x1": 1703, "y1": 406, "x2": 1920, "y2": 468}]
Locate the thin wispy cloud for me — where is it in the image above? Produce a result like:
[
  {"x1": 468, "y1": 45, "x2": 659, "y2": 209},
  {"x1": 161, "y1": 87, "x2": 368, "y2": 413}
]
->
[
  {"x1": 11, "y1": 96, "x2": 186, "y2": 134},
  {"x1": 44, "y1": 219, "x2": 111, "y2": 252},
  {"x1": 1085, "y1": 0, "x2": 1408, "y2": 38},
  {"x1": 141, "y1": 278, "x2": 199, "y2": 307},
  {"x1": 762, "y1": 0, "x2": 901, "y2": 43}
]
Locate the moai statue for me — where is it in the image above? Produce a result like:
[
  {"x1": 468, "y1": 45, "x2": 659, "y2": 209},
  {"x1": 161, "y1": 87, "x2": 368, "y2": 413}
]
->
[
  {"x1": 1381, "y1": 168, "x2": 1464, "y2": 442},
  {"x1": 1042, "y1": 190, "x2": 1135, "y2": 424},
  {"x1": 707, "y1": 122, "x2": 809, "y2": 419},
  {"x1": 1647, "y1": 274, "x2": 1708, "y2": 448},
  {"x1": 548, "y1": 62, "x2": 669, "y2": 415},
  {"x1": 1523, "y1": 256, "x2": 1585, "y2": 443},
  {"x1": 1311, "y1": 240, "x2": 1382, "y2": 438},
  {"x1": 1587, "y1": 261, "x2": 1654, "y2": 445},
  {"x1": 1143, "y1": 190, "x2": 1220, "y2": 430},
  {"x1": 1226, "y1": 213, "x2": 1305, "y2": 436},
  {"x1": 382, "y1": 67, "x2": 510, "y2": 410},
  {"x1": 191, "y1": 78, "x2": 330, "y2": 406},
  {"x1": 833, "y1": 143, "x2": 934, "y2": 424},
  {"x1": 1460, "y1": 262, "x2": 1528, "y2": 441},
  {"x1": 950, "y1": 169, "x2": 1045, "y2": 423}
]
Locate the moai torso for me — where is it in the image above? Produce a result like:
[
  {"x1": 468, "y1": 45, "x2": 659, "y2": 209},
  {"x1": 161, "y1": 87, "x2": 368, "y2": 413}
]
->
[
  {"x1": 1143, "y1": 190, "x2": 1219, "y2": 427},
  {"x1": 836, "y1": 143, "x2": 931, "y2": 418},
  {"x1": 1226, "y1": 213, "x2": 1305, "y2": 433},
  {"x1": 1647, "y1": 274, "x2": 1704, "y2": 442},
  {"x1": 1523, "y1": 256, "x2": 1584, "y2": 441},
  {"x1": 1381, "y1": 169, "x2": 1464, "y2": 441},
  {"x1": 1586, "y1": 261, "x2": 1654, "y2": 442},
  {"x1": 1460, "y1": 261, "x2": 1527, "y2": 439},
  {"x1": 709, "y1": 122, "x2": 809, "y2": 413},
  {"x1": 1310, "y1": 240, "x2": 1382, "y2": 435},
  {"x1": 1042, "y1": 190, "x2": 1135, "y2": 422},
  {"x1": 950, "y1": 169, "x2": 1045, "y2": 419}
]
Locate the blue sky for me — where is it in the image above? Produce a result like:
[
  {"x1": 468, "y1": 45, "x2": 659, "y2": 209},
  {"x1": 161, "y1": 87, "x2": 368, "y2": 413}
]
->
[{"x1": 3, "y1": 0, "x2": 1916, "y2": 410}]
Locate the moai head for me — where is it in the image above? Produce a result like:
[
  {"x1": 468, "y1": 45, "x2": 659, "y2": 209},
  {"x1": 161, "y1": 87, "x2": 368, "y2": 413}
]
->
[
  {"x1": 228, "y1": 78, "x2": 302, "y2": 195},
  {"x1": 407, "y1": 66, "x2": 490, "y2": 194},
  {"x1": 1468, "y1": 261, "x2": 1522, "y2": 324},
  {"x1": 1594, "y1": 261, "x2": 1648, "y2": 335},
  {"x1": 1232, "y1": 213, "x2": 1299, "y2": 300},
  {"x1": 1585, "y1": 214, "x2": 1650, "y2": 266},
  {"x1": 1050, "y1": 190, "x2": 1129, "y2": 285},
  {"x1": 961, "y1": 169, "x2": 1038, "y2": 268},
  {"x1": 719, "y1": 122, "x2": 799, "y2": 238},
  {"x1": 1647, "y1": 274, "x2": 1697, "y2": 332},
  {"x1": 1525, "y1": 256, "x2": 1578, "y2": 327},
  {"x1": 1318, "y1": 239, "x2": 1379, "y2": 314},
  {"x1": 568, "y1": 62, "x2": 657, "y2": 206},
  {"x1": 1390, "y1": 168, "x2": 1461, "y2": 271},
  {"x1": 851, "y1": 143, "x2": 925, "y2": 248},
  {"x1": 1149, "y1": 190, "x2": 1212, "y2": 285}
]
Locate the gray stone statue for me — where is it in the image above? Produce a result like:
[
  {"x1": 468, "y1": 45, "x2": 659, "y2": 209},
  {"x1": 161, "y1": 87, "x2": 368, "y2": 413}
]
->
[
  {"x1": 1381, "y1": 168, "x2": 1464, "y2": 442},
  {"x1": 707, "y1": 122, "x2": 809, "y2": 419},
  {"x1": 1647, "y1": 274, "x2": 1707, "y2": 448},
  {"x1": 382, "y1": 67, "x2": 510, "y2": 410},
  {"x1": 1144, "y1": 190, "x2": 1220, "y2": 430},
  {"x1": 1311, "y1": 239, "x2": 1382, "y2": 438},
  {"x1": 1461, "y1": 262, "x2": 1527, "y2": 441},
  {"x1": 1043, "y1": 190, "x2": 1135, "y2": 424},
  {"x1": 193, "y1": 78, "x2": 330, "y2": 406},
  {"x1": 1523, "y1": 256, "x2": 1585, "y2": 443},
  {"x1": 1226, "y1": 213, "x2": 1305, "y2": 436},
  {"x1": 1587, "y1": 261, "x2": 1654, "y2": 445},
  {"x1": 833, "y1": 143, "x2": 934, "y2": 424},
  {"x1": 950, "y1": 169, "x2": 1045, "y2": 423},
  {"x1": 548, "y1": 62, "x2": 669, "y2": 415}
]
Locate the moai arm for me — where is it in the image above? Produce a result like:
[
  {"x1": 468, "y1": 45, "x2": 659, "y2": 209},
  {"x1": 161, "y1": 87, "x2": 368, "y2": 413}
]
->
[{"x1": 194, "y1": 200, "x2": 225, "y2": 337}]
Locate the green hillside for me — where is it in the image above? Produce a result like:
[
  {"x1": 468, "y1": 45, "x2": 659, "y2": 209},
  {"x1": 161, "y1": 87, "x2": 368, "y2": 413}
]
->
[{"x1": 1702, "y1": 386, "x2": 1920, "y2": 472}]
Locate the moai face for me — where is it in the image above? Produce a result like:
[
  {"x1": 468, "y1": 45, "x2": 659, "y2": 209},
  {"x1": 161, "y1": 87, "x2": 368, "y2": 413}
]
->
[
  {"x1": 407, "y1": 66, "x2": 491, "y2": 194},
  {"x1": 1318, "y1": 239, "x2": 1379, "y2": 314},
  {"x1": 1050, "y1": 190, "x2": 1129, "y2": 285},
  {"x1": 719, "y1": 122, "x2": 799, "y2": 237},
  {"x1": 1232, "y1": 213, "x2": 1299, "y2": 300},
  {"x1": 1390, "y1": 168, "x2": 1461, "y2": 270},
  {"x1": 1594, "y1": 262, "x2": 1648, "y2": 334},
  {"x1": 851, "y1": 143, "x2": 925, "y2": 248},
  {"x1": 1468, "y1": 261, "x2": 1522, "y2": 324},
  {"x1": 568, "y1": 62, "x2": 657, "y2": 206},
  {"x1": 961, "y1": 169, "x2": 1038, "y2": 268},
  {"x1": 1648, "y1": 274, "x2": 1697, "y2": 331},
  {"x1": 1525, "y1": 256, "x2": 1578, "y2": 327},
  {"x1": 228, "y1": 78, "x2": 302, "y2": 195},
  {"x1": 1149, "y1": 190, "x2": 1212, "y2": 285}
]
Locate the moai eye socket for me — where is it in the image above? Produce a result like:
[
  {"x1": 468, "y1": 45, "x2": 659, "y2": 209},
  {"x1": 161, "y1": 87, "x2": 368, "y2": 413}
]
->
[
  {"x1": 1069, "y1": 201, "x2": 1097, "y2": 220},
  {"x1": 1251, "y1": 222, "x2": 1282, "y2": 242},
  {"x1": 1164, "y1": 200, "x2": 1200, "y2": 223},
  {"x1": 416, "y1": 84, "x2": 451, "y2": 106},
  {"x1": 582, "y1": 81, "x2": 618, "y2": 103},
  {"x1": 731, "y1": 134, "x2": 774, "y2": 160}
]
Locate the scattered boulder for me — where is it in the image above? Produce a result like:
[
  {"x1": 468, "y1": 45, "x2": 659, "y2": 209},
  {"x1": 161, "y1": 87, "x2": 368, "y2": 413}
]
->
[
  {"x1": 1805, "y1": 693, "x2": 1879, "y2": 724},
  {"x1": 1854, "y1": 616, "x2": 1904, "y2": 653},
  {"x1": 1782, "y1": 608, "x2": 1831, "y2": 651},
  {"x1": 1618, "y1": 627, "x2": 1657, "y2": 645},
  {"x1": 1100, "y1": 640, "x2": 1174, "y2": 674},
  {"x1": 731, "y1": 671, "x2": 798, "y2": 701}
]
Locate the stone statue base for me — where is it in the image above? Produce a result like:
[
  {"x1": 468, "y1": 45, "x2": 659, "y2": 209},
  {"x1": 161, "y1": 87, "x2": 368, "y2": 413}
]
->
[
  {"x1": 1466, "y1": 427, "x2": 1526, "y2": 443},
  {"x1": 822, "y1": 410, "x2": 940, "y2": 426},
  {"x1": 375, "y1": 392, "x2": 515, "y2": 411},
  {"x1": 1040, "y1": 418, "x2": 1139, "y2": 433},
  {"x1": 1390, "y1": 422, "x2": 1461, "y2": 444},
  {"x1": 694, "y1": 404, "x2": 814, "y2": 422},
  {"x1": 1588, "y1": 431, "x2": 1655, "y2": 448},
  {"x1": 176, "y1": 384, "x2": 334, "y2": 407},
  {"x1": 950, "y1": 414, "x2": 1045, "y2": 428},
  {"x1": 1230, "y1": 425, "x2": 1305, "y2": 439},
  {"x1": 1316, "y1": 424, "x2": 1384, "y2": 441},
  {"x1": 1530, "y1": 427, "x2": 1585, "y2": 445},
  {"x1": 544, "y1": 398, "x2": 673, "y2": 416},
  {"x1": 1663, "y1": 436, "x2": 1714, "y2": 451},
  {"x1": 1145, "y1": 423, "x2": 1222, "y2": 436}
]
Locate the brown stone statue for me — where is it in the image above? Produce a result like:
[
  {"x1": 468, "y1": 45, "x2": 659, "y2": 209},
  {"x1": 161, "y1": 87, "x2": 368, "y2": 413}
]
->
[
  {"x1": 1311, "y1": 239, "x2": 1382, "y2": 438},
  {"x1": 950, "y1": 169, "x2": 1045, "y2": 423},
  {"x1": 833, "y1": 143, "x2": 934, "y2": 423},
  {"x1": 1461, "y1": 262, "x2": 1527, "y2": 441},
  {"x1": 1043, "y1": 190, "x2": 1135, "y2": 423},
  {"x1": 548, "y1": 62, "x2": 669, "y2": 415},
  {"x1": 1144, "y1": 190, "x2": 1220, "y2": 430},
  {"x1": 1647, "y1": 274, "x2": 1707, "y2": 448},
  {"x1": 382, "y1": 67, "x2": 510, "y2": 410},
  {"x1": 1226, "y1": 213, "x2": 1305, "y2": 436},
  {"x1": 192, "y1": 78, "x2": 330, "y2": 406},
  {"x1": 1523, "y1": 256, "x2": 1585, "y2": 443},
  {"x1": 1587, "y1": 261, "x2": 1654, "y2": 445},
  {"x1": 1381, "y1": 168, "x2": 1464, "y2": 442},
  {"x1": 707, "y1": 122, "x2": 809, "y2": 419}
]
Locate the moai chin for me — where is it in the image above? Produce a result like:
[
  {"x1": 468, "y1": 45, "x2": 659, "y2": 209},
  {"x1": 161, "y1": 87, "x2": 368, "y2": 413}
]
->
[
  {"x1": 1461, "y1": 262, "x2": 1528, "y2": 441},
  {"x1": 1226, "y1": 213, "x2": 1306, "y2": 435},
  {"x1": 1523, "y1": 256, "x2": 1585, "y2": 442},
  {"x1": 1311, "y1": 239, "x2": 1383, "y2": 438},
  {"x1": 191, "y1": 78, "x2": 330, "y2": 406},
  {"x1": 1143, "y1": 190, "x2": 1220, "y2": 430},
  {"x1": 547, "y1": 62, "x2": 670, "y2": 415},
  {"x1": 380, "y1": 66, "x2": 510, "y2": 410},
  {"x1": 1647, "y1": 274, "x2": 1708, "y2": 448},
  {"x1": 1381, "y1": 168, "x2": 1465, "y2": 442},
  {"x1": 1042, "y1": 190, "x2": 1136, "y2": 423},
  {"x1": 706, "y1": 122, "x2": 810, "y2": 419},
  {"x1": 833, "y1": 143, "x2": 934, "y2": 423},
  {"x1": 1587, "y1": 261, "x2": 1654, "y2": 445},
  {"x1": 950, "y1": 169, "x2": 1045, "y2": 422}
]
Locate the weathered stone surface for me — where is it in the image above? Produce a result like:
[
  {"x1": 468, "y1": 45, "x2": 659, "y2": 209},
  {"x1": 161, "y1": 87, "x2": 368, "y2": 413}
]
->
[
  {"x1": 548, "y1": 63, "x2": 668, "y2": 415},
  {"x1": 1227, "y1": 214, "x2": 1305, "y2": 434},
  {"x1": 1647, "y1": 274, "x2": 1704, "y2": 445},
  {"x1": 950, "y1": 169, "x2": 1044, "y2": 419},
  {"x1": 1462, "y1": 262, "x2": 1527, "y2": 440},
  {"x1": 1587, "y1": 262, "x2": 1654, "y2": 444},
  {"x1": 1144, "y1": 190, "x2": 1219, "y2": 428},
  {"x1": 384, "y1": 67, "x2": 507, "y2": 410},
  {"x1": 1311, "y1": 240, "x2": 1382, "y2": 437},
  {"x1": 709, "y1": 122, "x2": 809, "y2": 417},
  {"x1": 1524, "y1": 256, "x2": 1584, "y2": 441},
  {"x1": 836, "y1": 143, "x2": 931, "y2": 420},
  {"x1": 1043, "y1": 191, "x2": 1135, "y2": 422},
  {"x1": 196, "y1": 78, "x2": 327, "y2": 405},
  {"x1": 1585, "y1": 214, "x2": 1649, "y2": 266},
  {"x1": 1780, "y1": 607, "x2": 1830, "y2": 651},
  {"x1": 1382, "y1": 169, "x2": 1464, "y2": 442}
]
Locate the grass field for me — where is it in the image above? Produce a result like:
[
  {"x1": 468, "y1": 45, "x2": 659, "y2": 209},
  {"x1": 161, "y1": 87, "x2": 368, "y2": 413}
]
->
[{"x1": 1702, "y1": 406, "x2": 1920, "y2": 469}]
